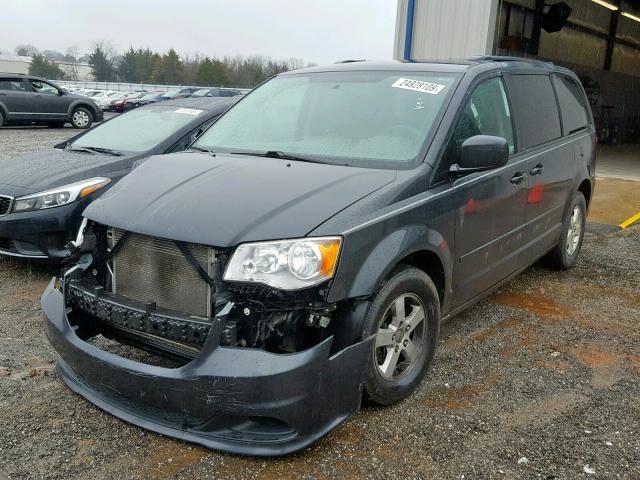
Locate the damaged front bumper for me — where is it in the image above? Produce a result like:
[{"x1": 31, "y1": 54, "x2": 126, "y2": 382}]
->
[{"x1": 42, "y1": 279, "x2": 373, "y2": 456}]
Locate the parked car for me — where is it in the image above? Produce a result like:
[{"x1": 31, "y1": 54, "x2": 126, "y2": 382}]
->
[
  {"x1": 191, "y1": 88, "x2": 243, "y2": 98},
  {"x1": 110, "y1": 92, "x2": 146, "y2": 113},
  {"x1": 190, "y1": 88, "x2": 214, "y2": 97},
  {"x1": 160, "y1": 87, "x2": 199, "y2": 100},
  {"x1": 123, "y1": 92, "x2": 164, "y2": 111},
  {"x1": 96, "y1": 91, "x2": 128, "y2": 111},
  {"x1": 43, "y1": 57, "x2": 595, "y2": 456},
  {"x1": 0, "y1": 74, "x2": 103, "y2": 128},
  {"x1": 0, "y1": 97, "x2": 235, "y2": 261},
  {"x1": 205, "y1": 88, "x2": 244, "y2": 97}
]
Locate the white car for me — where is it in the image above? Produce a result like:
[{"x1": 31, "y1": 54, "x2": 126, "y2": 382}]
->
[{"x1": 95, "y1": 91, "x2": 128, "y2": 110}]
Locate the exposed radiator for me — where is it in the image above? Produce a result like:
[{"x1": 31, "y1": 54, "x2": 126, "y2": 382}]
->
[{"x1": 109, "y1": 228, "x2": 213, "y2": 318}]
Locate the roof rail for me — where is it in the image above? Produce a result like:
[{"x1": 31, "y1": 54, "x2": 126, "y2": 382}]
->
[
  {"x1": 334, "y1": 59, "x2": 366, "y2": 64},
  {"x1": 469, "y1": 55, "x2": 554, "y2": 66},
  {"x1": 0, "y1": 72, "x2": 26, "y2": 75}
]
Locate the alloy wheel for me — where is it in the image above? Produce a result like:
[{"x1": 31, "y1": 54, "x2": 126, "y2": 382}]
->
[
  {"x1": 374, "y1": 293, "x2": 426, "y2": 381},
  {"x1": 73, "y1": 110, "x2": 90, "y2": 128},
  {"x1": 566, "y1": 205, "x2": 582, "y2": 256}
]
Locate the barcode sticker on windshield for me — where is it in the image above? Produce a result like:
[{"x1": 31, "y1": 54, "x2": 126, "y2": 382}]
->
[
  {"x1": 175, "y1": 108, "x2": 203, "y2": 115},
  {"x1": 392, "y1": 78, "x2": 446, "y2": 95}
]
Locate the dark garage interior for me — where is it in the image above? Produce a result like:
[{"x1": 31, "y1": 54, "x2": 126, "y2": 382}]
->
[{"x1": 495, "y1": 0, "x2": 640, "y2": 182}]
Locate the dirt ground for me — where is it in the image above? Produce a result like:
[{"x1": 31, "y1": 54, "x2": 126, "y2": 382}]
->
[
  {"x1": 1, "y1": 127, "x2": 639, "y2": 479},
  {"x1": 1, "y1": 224, "x2": 638, "y2": 479}
]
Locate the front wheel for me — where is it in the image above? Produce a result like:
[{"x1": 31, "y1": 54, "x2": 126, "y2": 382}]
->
[
  {"x1": 70, "y1": 107, "x2": 93, "y2": 129},
  {"x1": 547, "y1": 192, "x2": 587, "y2": 269},
  {"x1": 361, "y1": 266, "x2": 440, "y2": 405}
]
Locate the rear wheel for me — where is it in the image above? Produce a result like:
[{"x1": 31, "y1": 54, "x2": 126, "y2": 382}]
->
[
  {"x1": 547, "y1": 192, "x2": 586, "y2": 269},
  {"x1": 361, "y1": 266, "x2": 440, "y2": 405},
  {"x1": 71, "y1": 107, "x2": 92, "y2": 129},
  {"x1": 0, "y1": 111, "x2": 4, "y2": 128}
]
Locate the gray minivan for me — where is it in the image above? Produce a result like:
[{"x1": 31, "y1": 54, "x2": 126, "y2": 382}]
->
[
  {"x1": 43, "y1": 56, "x2": 595, "y2": 455},
  {"x1": 0, "y1": 74, "x2": 102, "y2": 128}
]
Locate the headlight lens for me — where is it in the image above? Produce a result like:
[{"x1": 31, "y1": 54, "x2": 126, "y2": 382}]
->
[
  {"x1": 224, "y1": 237, "x2": 342, "y2": 290},
  {"x1": 12, "y1": 177, "x2": 110, "y2": 213}
]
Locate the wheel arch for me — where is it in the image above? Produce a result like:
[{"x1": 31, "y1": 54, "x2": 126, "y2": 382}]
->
[
  {"x1": 67, "y1": 101, "x2": 99, "y2": 121},
  {"x1": 328, "y1": 223, "x2": 452, "y2": 311},
  {"x1": 577, "y1": 178, "x2": 592, "y2": 209},
  {"x1": 0, "y1": 102, "x2": 8, "y2": 121}
]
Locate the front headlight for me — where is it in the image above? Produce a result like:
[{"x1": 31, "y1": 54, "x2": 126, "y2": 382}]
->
[
  {"x1": 12, "y1": 177, "x2": 110, "y2": 213},
  {"x1": 223, "y1": 237, "x2": 342, "y2": 290}
]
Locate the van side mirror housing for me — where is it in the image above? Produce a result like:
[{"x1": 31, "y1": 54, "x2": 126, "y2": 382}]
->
[{"x1": 450, "y1": 135, "x2": 509, "y2": 175}]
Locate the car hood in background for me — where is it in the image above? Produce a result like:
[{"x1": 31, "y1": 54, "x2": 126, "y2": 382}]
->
[
  {"x1": 85, "y1": 153, "x2": 397, "y2": 247},
  {"x1": 0, "y1": 149, "x2": 139, "y2": 197}
]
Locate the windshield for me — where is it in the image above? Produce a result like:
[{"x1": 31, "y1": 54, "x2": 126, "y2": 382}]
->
[
  {"x1": 192, "y1": 89, "x2": 210, "y2": 97},
  {"x1": 72, "y1": 105, "x2": 204, "y2": 153},
  {"x1": 194, "y1": 71, "x2": 459, "y2": 168}
]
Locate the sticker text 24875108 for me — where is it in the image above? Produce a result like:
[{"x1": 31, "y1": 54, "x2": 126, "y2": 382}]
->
[{"x1": 392, "y1": 78, "x2": 446, "y2": 95}]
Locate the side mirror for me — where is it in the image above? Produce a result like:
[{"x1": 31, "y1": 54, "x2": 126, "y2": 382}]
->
[
  {"x1": 58, "y1": 89, "x2": 65, "y2": 96},
  {"x1": 450, "y1": 135, "x2": 509, "y2": 175}
]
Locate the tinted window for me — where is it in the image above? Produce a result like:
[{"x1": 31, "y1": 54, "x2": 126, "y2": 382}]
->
[
  {"x1": 195, "y1": 71, "x2": 459, "y2": 168},
  {"x1": 433, "y1": 77, "x2": 514, "y2": 184},
  {"x1": 0, "y1": 78, "x2": 26, "y2": 91},
  {"x1": 508, "y1": 74, "x2": 561, "y2": 149},
  {"x1": 554, "y1": 75, "x2": 590, "y2": 134}
]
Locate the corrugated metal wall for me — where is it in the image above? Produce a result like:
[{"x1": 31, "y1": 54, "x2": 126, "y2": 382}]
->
[{"x1": 394, "y1": 0, "x2": 499, "y2": 60}]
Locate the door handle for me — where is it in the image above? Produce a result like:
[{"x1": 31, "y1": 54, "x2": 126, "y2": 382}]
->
[
  {"x1": 530, "y1": 164, "x2": 544, "y2": 175},
  {"x1": 510, "y1": 172, "x2": 527, "y2": 185},
  {"x1": 0, "y1": 93, "x2": 6, "y2": 96}
]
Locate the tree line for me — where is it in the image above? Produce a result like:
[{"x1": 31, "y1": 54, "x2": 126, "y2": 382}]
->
[{"x1": 19, "y1": 43, "x2": 311, "y2": 88}]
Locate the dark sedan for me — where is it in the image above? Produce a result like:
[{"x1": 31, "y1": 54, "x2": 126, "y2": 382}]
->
[{"x1": 0, "y1": 97, "x2": 235, "y2": 261}]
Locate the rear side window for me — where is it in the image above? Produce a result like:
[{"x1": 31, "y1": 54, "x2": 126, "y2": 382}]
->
[
  {"x1": 0, "y1": 78, "x2": 26, "y2": 91},
  {"x1": 508, "y1": 74, "x2": 561, "y2": 149},
  {"x1": 554, "y1": 75, "x2": 591, "y2": 134}
]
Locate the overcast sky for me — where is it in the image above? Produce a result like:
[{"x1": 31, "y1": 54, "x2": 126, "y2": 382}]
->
[{"x1": 0, "y1": 0, "x2": 398, "y2": 65}]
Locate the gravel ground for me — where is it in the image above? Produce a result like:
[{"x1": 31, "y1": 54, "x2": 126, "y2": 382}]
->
[
  {"x1": 0, "y1": 128, "x2": 639, "y2": 479},
  {"x1": 0, "y1": 114, "x2": 115, "y2": 163}
]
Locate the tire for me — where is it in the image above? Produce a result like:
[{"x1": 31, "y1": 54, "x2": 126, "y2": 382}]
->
[
  {"x1": 70, "y1": 107, "x2": 93, "y2": 129},
  {"x1": 547, "y1": 192, "x2": 587, "y2": 269},
  {"x1": 360, "y1": 265, "x2": 441, "y2": 405},
  {"x1": 0, "y1": 110, "x2": 4, "y2": 128}
]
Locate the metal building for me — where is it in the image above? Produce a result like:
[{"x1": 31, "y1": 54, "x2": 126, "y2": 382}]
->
[{"x1": 395, "y1": 0, "x2": 640, "y2": 160}]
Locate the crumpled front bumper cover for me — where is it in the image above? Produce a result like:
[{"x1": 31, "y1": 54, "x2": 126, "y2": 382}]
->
[{"x1": 42, "y1": 279, "x2": 373, "y2": 456}]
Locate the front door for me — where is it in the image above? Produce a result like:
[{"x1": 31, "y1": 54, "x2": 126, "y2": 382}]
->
[
  {"x1": 0, "y1": 77, "x2": 34, "y2": 120},
  {"x1": 447, "y1": 76, "x2": 528, "y2": 306},
  {"x1": 29, "y1": 79, "x2": 68, "y2": 119}
]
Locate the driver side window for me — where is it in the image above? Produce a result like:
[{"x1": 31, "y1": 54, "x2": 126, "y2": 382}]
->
[{"x1": 432, "y1": 77, "x2": 515, "y2": 185}]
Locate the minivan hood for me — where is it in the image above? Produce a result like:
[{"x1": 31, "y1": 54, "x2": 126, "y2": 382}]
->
[
  {"x1": 0, "y1": 149, "x2": 137, "y2": 196},
  {"x1": 84, "y1": 152, "x2": 397, "y2": 247}
]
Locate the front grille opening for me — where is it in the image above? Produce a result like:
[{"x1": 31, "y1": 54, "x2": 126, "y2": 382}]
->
[
  {"x1": 87, "y1": 333, "x2": 190, "y2": 369},
  {"x1": 0, "y1": 237, "x2": 16, "y2": 252},
  {"x1": 0, "y1": 196, "x2": 12, "y2": 216},
  {"x1": 109, "y1": 228, "x2": 213, "y2": 318}
]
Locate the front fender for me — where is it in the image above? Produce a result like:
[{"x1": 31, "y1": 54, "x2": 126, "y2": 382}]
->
[{"x1": 327, "y1": 223, "x2": 452, "y2": 307}]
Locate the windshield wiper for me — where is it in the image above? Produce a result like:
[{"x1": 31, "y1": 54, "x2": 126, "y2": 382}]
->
[
  {"x1": 189, "y1": 145, "x2": 217, "y2": 155},
  {"x1": 230, "y1": 150, "x2": 330, "y2": 164},
  {"x1": 65, "y1": 146, "x2": 96, "y2": 155},
  {"x1": 66, "y1": 145, "x2": 123, "y2": 156},
  {"x1": 82, "y1": 146, "x2": 124, "y2": 156}
]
